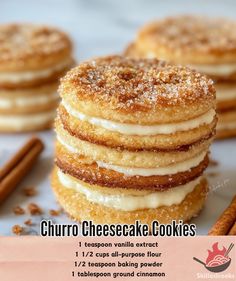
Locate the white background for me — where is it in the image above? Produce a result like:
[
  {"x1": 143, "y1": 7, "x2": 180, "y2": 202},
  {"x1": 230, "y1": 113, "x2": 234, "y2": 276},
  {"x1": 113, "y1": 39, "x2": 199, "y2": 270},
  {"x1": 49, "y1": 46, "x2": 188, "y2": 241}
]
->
[{"x1": 0, "y1": 0, "x2": 235, "y2": 235}]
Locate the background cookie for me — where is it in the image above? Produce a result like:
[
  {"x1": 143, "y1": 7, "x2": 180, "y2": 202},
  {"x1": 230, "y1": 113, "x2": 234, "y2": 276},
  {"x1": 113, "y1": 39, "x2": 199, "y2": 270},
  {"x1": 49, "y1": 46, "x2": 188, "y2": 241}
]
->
[
  {"x1": 0, "y1": 23, "x2": 74, "y2": 132},
  {"x1": 125, "y1": 16, "x2": 236, "y2": 138}
]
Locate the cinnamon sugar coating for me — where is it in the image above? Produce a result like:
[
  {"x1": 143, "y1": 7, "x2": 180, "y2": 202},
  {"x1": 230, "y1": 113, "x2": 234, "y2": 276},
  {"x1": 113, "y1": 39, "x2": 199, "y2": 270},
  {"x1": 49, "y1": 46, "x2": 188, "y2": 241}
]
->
[
  {"x1": 60, "y1": 56, "x2": 215, "y2": 124},
  {"x1": 140, "y1": 16, "x2": 236, "y2": 53},
  {"x1": 0, "y1": 23, "x2": 72, "y2": 71},
  {"x1": 134, "y1": 16, "x2": 236, "y2": 64}
]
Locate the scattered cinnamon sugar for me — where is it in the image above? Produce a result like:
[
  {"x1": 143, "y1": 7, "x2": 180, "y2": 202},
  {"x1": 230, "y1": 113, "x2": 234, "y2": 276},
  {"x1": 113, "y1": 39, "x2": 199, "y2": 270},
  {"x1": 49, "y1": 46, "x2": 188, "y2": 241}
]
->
[
  {"x1": 138, "y1": 16, "x2": 236, "y2": 53},
  {"x1": 12, "y1": 225, "x2": 23, "y2": 235},
  {"x1": 28, "y1": 203, "x2": 42, "y2": 215},
  {"x1": 13, "y1": 206, "x2": 25, "y2": 215},
  {"x1": 0, "y1": 24, "x2": 71, "y2": 63},
  {"x1": 209, "y1": 159, "x2": 219, "y2": 167},
  {"x1": 24, "y1": 219, "x2": 33, "y2": 226},
  {"x1": 60, "y1": 56, "x2": 215, "y2": 111},
  {"x1": 207, "y1": 172, "x2": 219, "y2": 177},
  {"x1": 49, "y1": 209, "x2": 60, "y2": 216},
  {"x1": 23, "y1": 187, "x2": 37, "y2": 197}
]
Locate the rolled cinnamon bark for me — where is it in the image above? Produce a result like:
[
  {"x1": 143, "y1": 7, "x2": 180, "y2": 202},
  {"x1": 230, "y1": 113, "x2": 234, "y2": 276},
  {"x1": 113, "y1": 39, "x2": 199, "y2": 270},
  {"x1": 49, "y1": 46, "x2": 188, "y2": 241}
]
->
[
  {"x1": 228, "y1": 222, "x2": 236, "y2": 235},
  {"x1": 0, "y1": 137, "x2": 44, "y2": 204},
  {"x1": 208, "y1": 195, "x2": 236, "y2": 235}
]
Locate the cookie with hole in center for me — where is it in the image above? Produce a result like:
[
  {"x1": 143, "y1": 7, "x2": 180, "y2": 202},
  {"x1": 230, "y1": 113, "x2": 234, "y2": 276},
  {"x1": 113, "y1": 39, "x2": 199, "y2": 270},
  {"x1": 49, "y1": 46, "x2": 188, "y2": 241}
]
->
[{"x1": 52, "y1": 55, "x2": 216, "y2": 226}]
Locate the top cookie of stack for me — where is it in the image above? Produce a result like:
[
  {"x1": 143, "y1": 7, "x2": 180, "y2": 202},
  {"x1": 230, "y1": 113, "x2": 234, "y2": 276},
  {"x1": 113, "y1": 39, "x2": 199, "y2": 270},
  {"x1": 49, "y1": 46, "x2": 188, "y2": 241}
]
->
[
  {"x1": 125, "y1": 15, "x2": 236, "y2": 138},
  {"x1": 0, "y1": 23, "x2": 74, "y2": 132}
]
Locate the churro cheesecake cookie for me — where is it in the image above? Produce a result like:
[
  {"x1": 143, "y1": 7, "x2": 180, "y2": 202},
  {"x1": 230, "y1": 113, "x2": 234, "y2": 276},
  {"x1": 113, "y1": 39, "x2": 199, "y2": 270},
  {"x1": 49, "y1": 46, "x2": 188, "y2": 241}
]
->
[
  {"x1": 125, "y1": 16, "x2": 236, "y2": 138},
  {"x1": 52, "y1": 56, "x2": 216, "y2": 226},
  {"x1": 0, "y1": 23, "x2": 74, "y2": 132}
]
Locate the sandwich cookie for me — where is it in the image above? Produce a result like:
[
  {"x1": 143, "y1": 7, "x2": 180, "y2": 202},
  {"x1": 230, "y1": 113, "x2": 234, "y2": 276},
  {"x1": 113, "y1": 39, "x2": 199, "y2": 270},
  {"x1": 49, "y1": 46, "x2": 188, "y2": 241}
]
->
[
  {"x1": 52, "y1": 56, "x2": 217, "y2": 226},
  {"x1": 0, "y1": 23, "x2": 74, "y2": 132},
  {"x1": 125, "y1": 16, "x2": 236, "y2": 138}
]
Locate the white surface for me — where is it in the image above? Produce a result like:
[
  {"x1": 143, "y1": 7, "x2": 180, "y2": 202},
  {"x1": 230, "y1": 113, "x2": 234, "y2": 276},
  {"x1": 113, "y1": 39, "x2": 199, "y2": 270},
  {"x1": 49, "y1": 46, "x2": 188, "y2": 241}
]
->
[{"x1": 0, "y1": 0, "x2": 236, "y2": 235}]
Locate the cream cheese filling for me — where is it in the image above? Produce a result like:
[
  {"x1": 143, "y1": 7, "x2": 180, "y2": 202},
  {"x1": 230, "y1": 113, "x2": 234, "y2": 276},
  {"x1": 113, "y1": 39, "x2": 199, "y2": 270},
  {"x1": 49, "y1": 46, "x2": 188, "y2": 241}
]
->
[
  {"x1": 189, "y1": 63, "x2": 236, "y2": 76},
  {"x1": 217, "y1": 121, "x2": 236, "y2": 130},
  {"x1": 96, "y1": 151, "x2": 206, "y2": 176},
  {"x1": 57, "y1": 134, "x2": 207, "y2": 176},
  {"x1": 0, "y1": 59, "x2": 72, "y2": 83},
  {"x1": 62, "y1": 101, "x2": 215, "y2": 135},
  {"x1": 144, "y1": 52, "x2": 236, "y2": 77},
  {"x1": 58, "y1": 169, "x2": 202, "y2": 211},
  {"x1": 0, "y1": 111, "x2": 55, "y2": 129},
  {"x1": 0, "y1": 92, "x2": 59, "y2": 108}
]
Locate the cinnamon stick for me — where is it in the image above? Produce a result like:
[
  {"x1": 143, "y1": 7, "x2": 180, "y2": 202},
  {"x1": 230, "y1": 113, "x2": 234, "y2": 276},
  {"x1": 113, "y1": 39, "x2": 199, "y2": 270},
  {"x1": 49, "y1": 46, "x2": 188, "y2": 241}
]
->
[
  {"x1": 208, "y1": 195, "x2": 236, "y2": 235},
  {"x1": 0, "y1": 137, "x2": 44, "y2": 204},
  {"x1": 228, "y1": 221, "x2": 236, "y2": 235}
]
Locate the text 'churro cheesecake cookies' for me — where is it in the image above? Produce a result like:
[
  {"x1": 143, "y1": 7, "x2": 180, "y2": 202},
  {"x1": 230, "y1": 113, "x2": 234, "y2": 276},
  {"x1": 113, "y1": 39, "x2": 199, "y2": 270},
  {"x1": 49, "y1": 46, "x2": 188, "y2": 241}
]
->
[
  {"x1": 52, "y1": 56, "x2": 217, "y2": 226},
  {"x1": 125, "y1": 15, "x2": 236, "y2": 139},
  {"x1": 0, "y1": 23, "x2": 74, "y2": 132}
]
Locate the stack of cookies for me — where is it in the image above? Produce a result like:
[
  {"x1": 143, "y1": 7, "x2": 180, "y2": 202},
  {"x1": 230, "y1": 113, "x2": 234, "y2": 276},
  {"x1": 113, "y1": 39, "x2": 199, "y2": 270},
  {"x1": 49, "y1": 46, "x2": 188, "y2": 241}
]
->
[
  {"x1": 52, "y1": 56, "x2": 216, "y2": 226},
  {"x1": 125, "y1": 16, "x2": 236, "y2": 138},
  {"x1": 0, "y1": 23, "x2": 74, "y2": 132}
]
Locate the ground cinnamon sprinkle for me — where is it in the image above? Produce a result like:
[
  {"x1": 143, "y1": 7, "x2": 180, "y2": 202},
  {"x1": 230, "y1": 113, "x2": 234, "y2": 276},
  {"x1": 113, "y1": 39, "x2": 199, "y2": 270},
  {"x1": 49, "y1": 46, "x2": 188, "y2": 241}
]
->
[
  {"x1": 24, "y1": 219, "x2": 33, "y2": 226},
  {"x1": 13, "y1": 206, "x2": 25, "y2": 215},
  {"x1": 12, "y1": 225, "x2": 23, "y2": 235},
  {"x1": 28, "y1": 203, "x2": 42, "y2": 215},
  {"x1": 23, "y1": 187, "x2": 37, "y2": 197},
  {"x1": 207, "y1": 172, "x2": 219, "y2": 177},
  {"x1": 209, "y1": 159, "x2": 219, "y2": 167},
  {"x1": 49, "y1": 209, "x2": 60, "y2": 216},
  {"x1": 60, "y1": 56, "x2": 215, "y2": 111}
]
